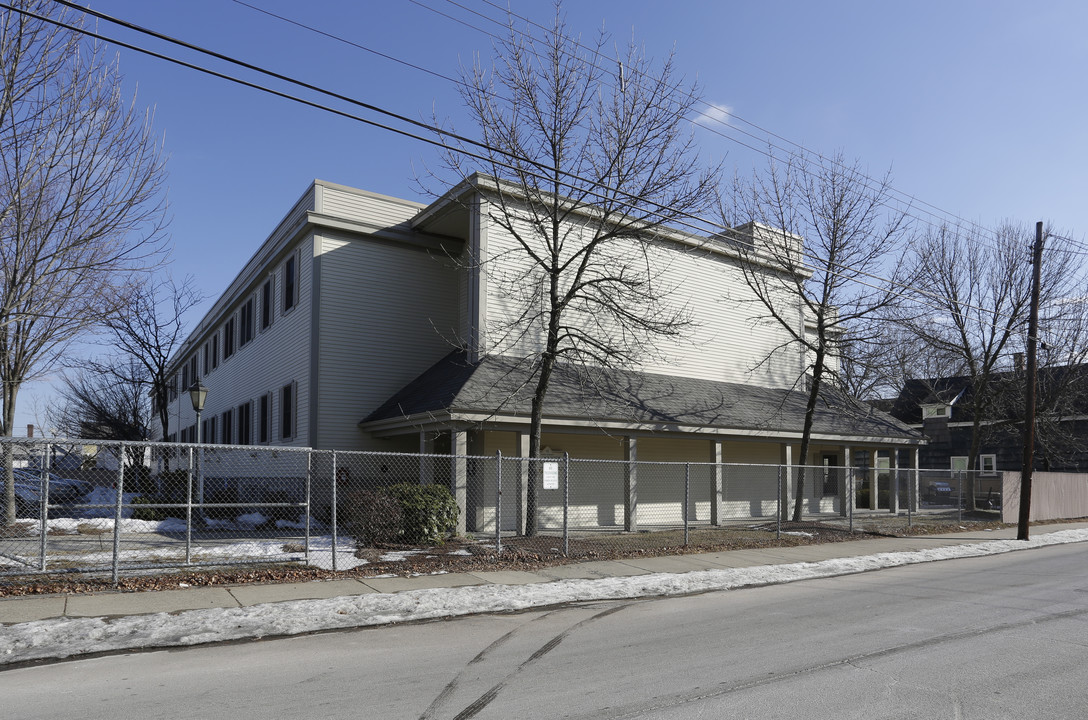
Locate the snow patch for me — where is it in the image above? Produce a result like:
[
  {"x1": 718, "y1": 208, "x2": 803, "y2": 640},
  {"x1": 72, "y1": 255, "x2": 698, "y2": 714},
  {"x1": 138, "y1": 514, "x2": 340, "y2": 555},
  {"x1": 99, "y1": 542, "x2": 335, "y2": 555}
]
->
[{"x1": 2, "y1": 529, "x2": 1087, "y2": 665}]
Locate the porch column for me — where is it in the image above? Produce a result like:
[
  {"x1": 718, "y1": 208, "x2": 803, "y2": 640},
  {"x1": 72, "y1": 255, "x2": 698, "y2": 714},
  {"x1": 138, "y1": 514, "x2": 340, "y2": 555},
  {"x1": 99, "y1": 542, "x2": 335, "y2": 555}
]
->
[
  {"x1": 911, "y1": 447, "x2": 920, "y2": 512},
  {"x1": 780, "y1": 443, "x2": 794, "y2": 521},
  {"x1": 452, "y1": 429, "x2": 468, "y2": 534},
  {"x1": 839, "y1": 445, "x2": 853, "y2": 517},
  {"x1": 516, "y1": 431, "x2": 530, "y2": 535},
  {"x1": 624, "y1": 436, "x2": 638, "y2": 532},
  {"x1": 710, "y1": 438, "x2": 725, "y2": 526},
  {"x1": 419, "y1": 431, "x2": 435, "y2": 485},
  {"x1": 867, "y1": 452, "x2": 878, "y2": 511},
  {"x1": 890, "y1": 448, "x2": 901, "y2": 514}
]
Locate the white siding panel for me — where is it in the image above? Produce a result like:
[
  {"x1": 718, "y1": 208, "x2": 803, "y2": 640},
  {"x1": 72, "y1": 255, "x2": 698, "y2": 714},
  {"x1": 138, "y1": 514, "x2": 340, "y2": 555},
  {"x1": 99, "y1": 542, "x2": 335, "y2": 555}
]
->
[
  {"x1": 315, "y1": 231, "x2": 460, "y2": 451},
  {"x1": 166, "y1": 236, "x2": 314, "y2": 448},
  {"x1": 318, "y1": 183, "x2": 422, "y2": 229},
  {"x1": 478, "y1": 202, "x2": 802, "y2": 390}
]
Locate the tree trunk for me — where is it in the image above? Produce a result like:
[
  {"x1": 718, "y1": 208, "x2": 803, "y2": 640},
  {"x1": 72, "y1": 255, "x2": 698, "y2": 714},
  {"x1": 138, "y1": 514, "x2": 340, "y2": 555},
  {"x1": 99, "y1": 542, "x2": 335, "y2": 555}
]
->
[
  {"x1": 3, "y1": 384, "x2": 17, "y2": 525},
  {"x1": 525, "y1": 353, "x2": 556, "y2": 537},
  {"x1": 793, "y1": 350, "x2": 826, "y2": 522}
]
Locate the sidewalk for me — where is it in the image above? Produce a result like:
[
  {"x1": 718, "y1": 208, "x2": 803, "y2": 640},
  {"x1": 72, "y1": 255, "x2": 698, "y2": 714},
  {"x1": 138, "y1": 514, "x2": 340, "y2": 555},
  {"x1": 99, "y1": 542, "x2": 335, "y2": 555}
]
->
[{"x1": 2, "y1": 521, "x2": 1087, "y2": 665}]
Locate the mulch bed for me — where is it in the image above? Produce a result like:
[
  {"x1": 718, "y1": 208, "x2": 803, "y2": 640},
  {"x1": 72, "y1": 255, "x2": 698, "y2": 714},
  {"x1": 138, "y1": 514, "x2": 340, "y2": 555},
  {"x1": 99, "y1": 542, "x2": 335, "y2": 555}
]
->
[{"x1": 0, "y1": 512, "x2": 1026, "y2": 598}]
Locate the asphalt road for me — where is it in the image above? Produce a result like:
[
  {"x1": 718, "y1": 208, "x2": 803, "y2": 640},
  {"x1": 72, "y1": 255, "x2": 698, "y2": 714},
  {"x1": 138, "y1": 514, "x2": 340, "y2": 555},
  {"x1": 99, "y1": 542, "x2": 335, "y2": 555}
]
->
[{"x1": 3, "y1": 542, "x2": 1086, "y2": 719}]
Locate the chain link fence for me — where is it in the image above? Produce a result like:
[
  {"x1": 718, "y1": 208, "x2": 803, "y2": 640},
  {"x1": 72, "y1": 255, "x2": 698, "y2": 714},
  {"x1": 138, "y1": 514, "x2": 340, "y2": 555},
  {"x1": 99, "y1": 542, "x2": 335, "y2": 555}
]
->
[{"x1": 1, "y1": 437, "x2": 1007, "y2": 583}]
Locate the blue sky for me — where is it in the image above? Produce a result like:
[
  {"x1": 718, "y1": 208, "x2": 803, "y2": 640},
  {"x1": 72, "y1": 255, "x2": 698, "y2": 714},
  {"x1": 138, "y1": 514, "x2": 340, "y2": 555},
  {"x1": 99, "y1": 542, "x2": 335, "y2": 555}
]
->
[{"x1": 14, "y1": 0, "x2": 1088, "y2": 431}]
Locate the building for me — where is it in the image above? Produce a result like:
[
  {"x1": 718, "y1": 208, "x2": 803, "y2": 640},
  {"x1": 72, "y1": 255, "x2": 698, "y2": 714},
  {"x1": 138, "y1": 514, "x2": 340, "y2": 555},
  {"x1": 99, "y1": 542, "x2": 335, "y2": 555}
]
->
[
  {"x1": 157, "y1": 175, "x2": 921, "y2": 527},
  {"x1": 888, "y1": 366, "x2": 1088, "y2": 476}
]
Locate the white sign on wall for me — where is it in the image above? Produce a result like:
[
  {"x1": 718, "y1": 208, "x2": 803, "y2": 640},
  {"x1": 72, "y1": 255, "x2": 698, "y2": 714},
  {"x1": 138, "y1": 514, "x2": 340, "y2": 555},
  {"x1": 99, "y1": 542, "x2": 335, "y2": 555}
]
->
[{"x1": 542, "y1": 461, "x2": 560, "y2": 490}]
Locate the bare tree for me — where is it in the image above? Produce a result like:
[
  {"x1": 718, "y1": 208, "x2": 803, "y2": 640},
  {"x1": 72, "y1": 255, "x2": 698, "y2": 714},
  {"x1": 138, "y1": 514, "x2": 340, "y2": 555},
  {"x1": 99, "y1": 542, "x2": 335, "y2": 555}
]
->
[
  {"x1": 724, "y1": 151, "x2": 913, "y2": 522},
  {"x1": 92, "y1": 275, "x2": 203, "y2": 441},
  {"x1": 51, "y1": 358, "x2": 151, "y2": 444},
  {"x1": 0, "y1": 1, "x2": 167, "y2": 523},
  {"x1": 897, "y1": 223, "x2": 1088, "y2": 507},
  {"x1": 440, "y1": 7, "x2": 719, "y2": 533}
]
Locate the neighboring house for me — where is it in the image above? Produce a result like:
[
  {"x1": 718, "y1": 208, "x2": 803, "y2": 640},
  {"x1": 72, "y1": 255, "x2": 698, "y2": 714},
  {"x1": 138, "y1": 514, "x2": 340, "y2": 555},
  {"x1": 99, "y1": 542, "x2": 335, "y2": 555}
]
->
[
  {"x1": 887, "y1": 366, "x2": 1088, "y2": 476},
  {"x1": 156, "y1": 175, "x2": 921, "y2": 526}
]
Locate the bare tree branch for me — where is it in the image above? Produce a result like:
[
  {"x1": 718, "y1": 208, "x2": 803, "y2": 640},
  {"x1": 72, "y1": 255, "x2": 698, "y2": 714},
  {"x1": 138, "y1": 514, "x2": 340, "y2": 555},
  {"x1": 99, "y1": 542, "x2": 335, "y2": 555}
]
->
[{"x1": 0, "y1": 1, "x2": 168, "y2": 523}]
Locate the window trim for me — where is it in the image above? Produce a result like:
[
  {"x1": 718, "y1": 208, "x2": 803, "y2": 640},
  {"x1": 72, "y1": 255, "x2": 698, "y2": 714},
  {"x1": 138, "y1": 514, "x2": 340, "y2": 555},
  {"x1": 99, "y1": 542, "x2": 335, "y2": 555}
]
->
[
  {"x1": 223, "y1": 316, "x2": 236, "y2": 360},
  {"x1": 280, "y1": 382, "x2": 295, "y2": 441},
  {"x1": 283, "y1": 253, "x2": 297, "y2": 314},
  {"x1": 237, "y1": 401, "x2": 252, "y2": 446},
  {"x1": 258, "y1": 392, "x2": 271, "y2": 444},
  {"x1": 239, "y1": 296, "x2": 255, "y2": 348},
  {"x1": 979, "y1": 454, "x2": 997, "y2": 476},
  {"x1": 261, "y1": 277, "x2": 274, "y2": 331}
]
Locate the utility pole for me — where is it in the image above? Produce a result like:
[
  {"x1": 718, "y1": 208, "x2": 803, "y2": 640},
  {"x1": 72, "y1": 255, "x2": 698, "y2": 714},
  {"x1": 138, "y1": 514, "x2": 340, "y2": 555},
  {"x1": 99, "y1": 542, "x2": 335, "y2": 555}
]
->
[{"x1": 1017, "y1": 221, "x2": 1044, "y2": 541}]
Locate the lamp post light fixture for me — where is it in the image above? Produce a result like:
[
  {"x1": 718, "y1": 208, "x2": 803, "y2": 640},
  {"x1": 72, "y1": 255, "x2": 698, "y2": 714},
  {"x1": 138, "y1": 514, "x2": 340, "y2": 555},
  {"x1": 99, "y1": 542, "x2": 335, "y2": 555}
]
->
[{"x1": 188, "y1": 382, "x2": 208, "y2": 505}]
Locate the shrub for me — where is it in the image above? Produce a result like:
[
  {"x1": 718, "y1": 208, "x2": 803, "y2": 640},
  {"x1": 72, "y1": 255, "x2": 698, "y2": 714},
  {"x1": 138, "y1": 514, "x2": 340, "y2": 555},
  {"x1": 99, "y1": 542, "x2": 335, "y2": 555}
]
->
[
  {"x1": 342, "y1": 489, "x2": 403, "y2": 546},
  {"x1": 131, "y1": 496, "x2": 169, "y2": 522},
  {"x1": 342, "y1": 483, "x2": 458, "y2": 548},
  {"x1": 386, "y1": 483, "x2": 458, "y2": 544}
]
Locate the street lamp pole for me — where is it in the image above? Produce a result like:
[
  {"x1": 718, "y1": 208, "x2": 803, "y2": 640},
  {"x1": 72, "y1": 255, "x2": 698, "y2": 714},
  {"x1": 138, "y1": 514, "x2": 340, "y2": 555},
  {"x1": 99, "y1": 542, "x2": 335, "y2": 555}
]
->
[{"x1": 188, "y1": 383, "x2": 208, "y2": 506}]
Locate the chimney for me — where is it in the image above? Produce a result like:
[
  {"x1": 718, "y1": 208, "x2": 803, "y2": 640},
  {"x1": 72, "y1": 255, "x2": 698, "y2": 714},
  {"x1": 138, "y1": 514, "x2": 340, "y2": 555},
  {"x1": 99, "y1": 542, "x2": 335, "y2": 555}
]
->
[
  {"x1": 1014, "y1": 353, "x2": 1025, "y2": 373},
  {"x1": 26, "y1": 424, "x2": 33, "y2": 438}
]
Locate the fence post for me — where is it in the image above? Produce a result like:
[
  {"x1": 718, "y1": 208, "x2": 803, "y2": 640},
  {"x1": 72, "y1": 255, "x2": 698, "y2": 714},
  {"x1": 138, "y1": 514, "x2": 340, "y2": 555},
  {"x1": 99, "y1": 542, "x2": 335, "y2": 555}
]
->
[
  {"x1": 776, "y1": 465, "x2": 782, "y2": 540},
  {"x1": 185, "y1": 447, "x2": 193, "y2": 564},
  {"x1": 958, "y1": 470, "x2": 963, "y2": 523},
  {"x1": 38, "y1": 442, "x2": 50, "y2": 571},
  {"x1": 331, "y1": 450, "x2": 338, "y2": 572},
  {"x1": 907, "y1": 466, "x2": 913, "y2": 529},
  {"x1": 496, "y1": 450, "x2": 502, "y2": 554},
  {"x1": 304, "y1": 450, "x2": 312, "y2": 565},
  {"x1": 684, "y1": 463, "x2": 690, "y2": 547},
  {"x1": 112, "y1": 460, "x2": 125, "y2": 586},
  {"x1": 563, "y1": 452, "x2": 569, "y2": 557},
  {"x1": 848, "y1": 467, "x2": 854, "y2": 533}
]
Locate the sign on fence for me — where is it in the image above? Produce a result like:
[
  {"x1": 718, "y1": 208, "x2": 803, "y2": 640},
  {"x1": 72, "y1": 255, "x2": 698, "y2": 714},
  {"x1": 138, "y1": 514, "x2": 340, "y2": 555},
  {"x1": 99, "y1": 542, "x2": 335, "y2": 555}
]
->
[{"x1": 542, "y1": 461, "x2": 559, "y2": 490}]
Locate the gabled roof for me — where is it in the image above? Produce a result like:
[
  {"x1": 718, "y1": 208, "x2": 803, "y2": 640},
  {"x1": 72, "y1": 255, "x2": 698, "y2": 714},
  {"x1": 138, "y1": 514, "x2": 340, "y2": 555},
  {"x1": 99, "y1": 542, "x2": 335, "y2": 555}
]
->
[
  {"x1": 363, "y1": 351, "x2": 920, "y2": 443},
  {"x1": 889, "y1": 364, "x2": 1088, "y2": 425}
]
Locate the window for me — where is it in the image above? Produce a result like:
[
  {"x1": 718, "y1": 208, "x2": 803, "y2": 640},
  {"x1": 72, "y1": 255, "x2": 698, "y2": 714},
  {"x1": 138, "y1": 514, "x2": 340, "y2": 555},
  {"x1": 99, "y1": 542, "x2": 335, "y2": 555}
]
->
[
  {"x1": 239, "y1": 297, "x2": 255, "y2": 347},
  {"x1": 211, "y1": 333, "x2": 219, "y2": 369},
  {"x1": 168, "y1": 374, "x2": 178, "y2": 401},
  {"x1": 189, "y1": 356, "x2": 198, "y2": 385},
  {"x1": 283, "y1": 254, "x2": 297, "y2": 312},
  {"x1": 181, "y1": 362, "x2": 190, "y2": 394},
  {"x1": 223, "y1": 316, "x2": 236, "y2": 359},
  {"x1": 821, "y1": 455, "x2": 839, "y2": 496},
  {"x1": 261, "y1": 278, "x2": 273, "y2": 330},
  {"x1": 237, "y1": 402, "x2": 252, "y2": 445},
  {"x1": 203, "y1": 416, "x2": 217, "y2": 445},
  {"x1": 203, "y1": 342, "x2": 211, "y2": 375},
  {"x1": 979, "y1": 454, "x2": 997, "y2": 475},
  {"x1": 221, "y1": 409, "x2": 234, "y2": 445},
  {"x1": 259, "y1": 393, "x2": 271, "y2": 443},
  {"x1": 281, "y1": 383, "x2": 294, "y2": 440}
]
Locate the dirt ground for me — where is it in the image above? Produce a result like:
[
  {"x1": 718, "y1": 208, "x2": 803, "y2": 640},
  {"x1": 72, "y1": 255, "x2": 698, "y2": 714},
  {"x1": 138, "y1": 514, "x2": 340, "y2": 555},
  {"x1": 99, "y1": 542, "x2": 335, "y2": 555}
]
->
[{"x1": 0, "y1": 511, "x2": 1020, "y2": 598}]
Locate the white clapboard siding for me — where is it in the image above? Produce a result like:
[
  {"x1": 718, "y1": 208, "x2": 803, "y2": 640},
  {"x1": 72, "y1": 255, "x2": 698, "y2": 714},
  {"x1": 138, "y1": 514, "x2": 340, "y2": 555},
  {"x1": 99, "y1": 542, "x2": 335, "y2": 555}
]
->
[
  {"x1": 165, "y1": 236, "x2": 314, "y2": 447},
  {"x1": 478, "y1": 201, "x2": 803, "y2": 389},
  {"x1": 314, "y1": 230, "x2": 460, "y2": 451},
  {"x1": 317, "y1": 182, "x2": 424, "y2": 230}
]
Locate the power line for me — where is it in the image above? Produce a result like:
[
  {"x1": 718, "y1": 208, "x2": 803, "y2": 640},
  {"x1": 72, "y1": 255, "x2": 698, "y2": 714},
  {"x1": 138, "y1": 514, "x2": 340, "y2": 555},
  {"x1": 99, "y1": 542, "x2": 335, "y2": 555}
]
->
[
  {"x1": 22, "y1": 1, "x2": 1058, "y2": 339},
  {"x1": 451, "y1": 0, "x2": 1007, "y2": 246}
]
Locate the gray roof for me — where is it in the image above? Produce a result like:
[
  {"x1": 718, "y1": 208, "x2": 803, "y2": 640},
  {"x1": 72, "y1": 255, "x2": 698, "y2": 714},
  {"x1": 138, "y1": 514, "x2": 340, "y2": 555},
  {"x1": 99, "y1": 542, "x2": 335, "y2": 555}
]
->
[{"x1": 363, "y1": 351, "x2": 920, "y2": 442}]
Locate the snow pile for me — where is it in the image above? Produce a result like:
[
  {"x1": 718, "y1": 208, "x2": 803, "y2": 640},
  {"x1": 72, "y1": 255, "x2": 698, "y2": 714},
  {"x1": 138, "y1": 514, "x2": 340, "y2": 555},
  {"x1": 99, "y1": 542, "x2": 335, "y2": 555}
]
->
[{"x1": 2, "y1": 528, "x2": 1086, "y2": 665}]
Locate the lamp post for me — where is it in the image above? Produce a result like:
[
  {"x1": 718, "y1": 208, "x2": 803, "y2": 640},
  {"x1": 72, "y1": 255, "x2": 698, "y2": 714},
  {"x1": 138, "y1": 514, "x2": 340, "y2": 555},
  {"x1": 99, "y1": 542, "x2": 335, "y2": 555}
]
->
[{"x1": 188, "y1": 383, "x2": 208, "y2": 505}]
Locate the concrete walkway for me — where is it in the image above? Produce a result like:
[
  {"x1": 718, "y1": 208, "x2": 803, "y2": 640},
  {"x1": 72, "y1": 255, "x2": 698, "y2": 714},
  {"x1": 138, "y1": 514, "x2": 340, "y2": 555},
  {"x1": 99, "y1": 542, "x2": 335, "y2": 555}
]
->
[{"x1": 3, "y1": 521, "x2": 1085, "y2": 628}]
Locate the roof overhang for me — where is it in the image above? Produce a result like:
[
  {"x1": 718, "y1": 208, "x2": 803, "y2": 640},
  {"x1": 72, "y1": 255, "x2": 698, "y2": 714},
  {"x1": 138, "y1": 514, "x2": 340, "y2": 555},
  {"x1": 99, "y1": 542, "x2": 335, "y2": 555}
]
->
[{"x1": 361, "y1": 409, "x2": 925, "y2": 447}]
